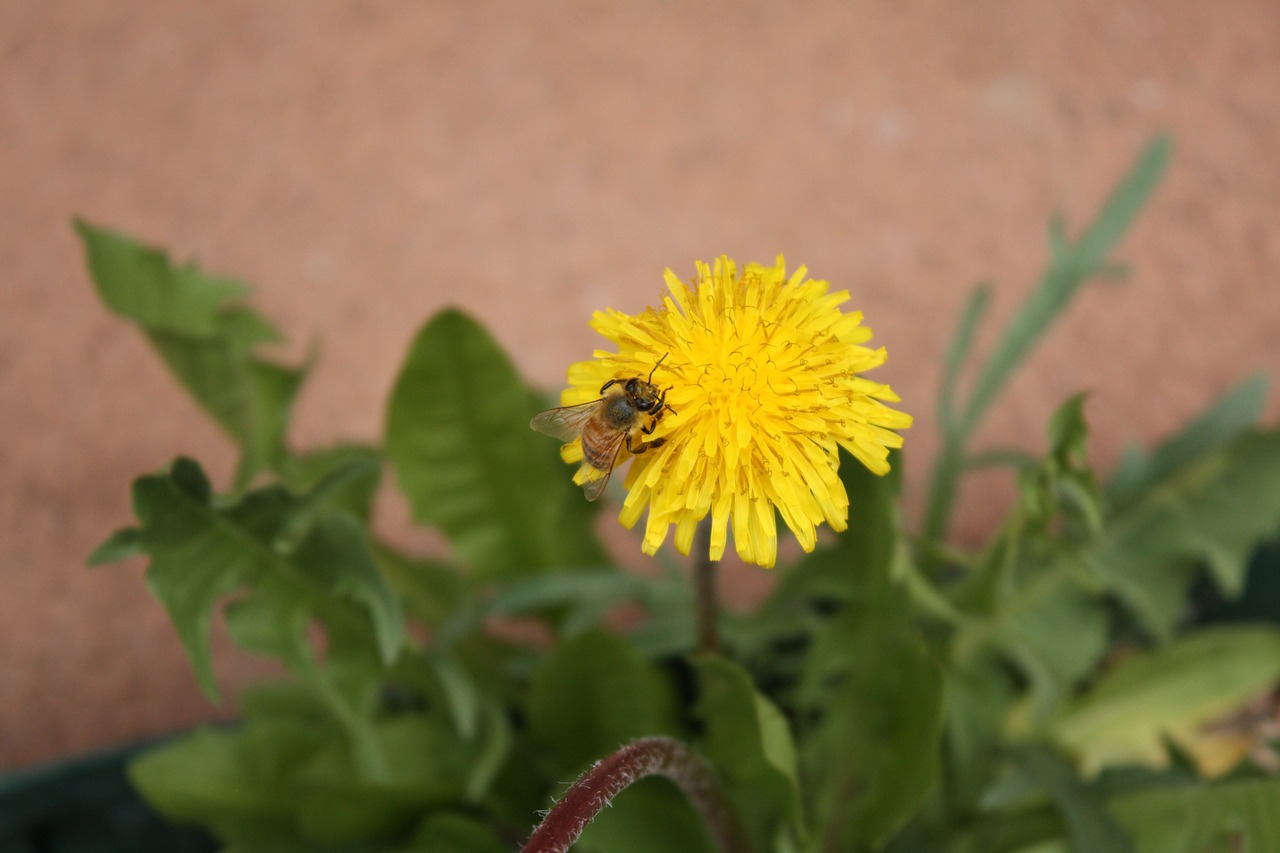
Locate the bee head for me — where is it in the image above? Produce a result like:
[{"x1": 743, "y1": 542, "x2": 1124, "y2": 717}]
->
[{"x1": 625, "y1": 377, "x2": 657, "y2": 410}]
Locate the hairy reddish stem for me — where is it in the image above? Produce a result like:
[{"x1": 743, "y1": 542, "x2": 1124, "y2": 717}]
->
[{"x1": 520, "y1": 736, "x2": 747, "y2": 853}]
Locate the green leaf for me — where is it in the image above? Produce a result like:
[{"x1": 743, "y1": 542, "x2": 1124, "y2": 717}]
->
[
  {"x1": 1089, "y1": 430, "x2": 1280, "y2": 638},
  {"x1": 574, "y1": 775, "x2": 718, "y2": 853},
  {"x1": 292, "y1": 512, "x2": 404, "y2": 666},
  {"x1": 120, "y1": 458, "x2": 403, "y2": 702},
  {"x1": 768, "y1": 448, "x2": 904, "y2": 610},
  {"x1": 694, "y1": 655, "x2": 805, "y2": 851},
  {"x1": 87, "y1": 526, "x2": 145, "y2": 565},
  {"x1": 922, "y1": 136, "x2": 1171, "y2": 549},
  {"x1": 1051, "y1": 625, "x2": 1280, "y2": 776},
  {"x1": 485, "y1": 570, "x2": 683, "y2": 641},
  {"x1": 942, "y1": 655, "x2": 1019, "y2": 814},
  {"x1": 991, "y1": 567, "x2": 1111, "y2": 726},
  {"x1": 76, "y1": 219, "x2": 250, "y2": 336},
  {"x1": 1107, "y1": 374, "x2": 1269, "y2": 513},
  {"x1": 279, "y1": 444, "x2": 383, "y2": 523},
  {"x1": 1111, "y1": 777, "x2": 1280, "y2": 853},
  {"x1": 128, "y1": 723, "x2": 324, "y2": 843},
  {"x1": 527, "y1": 630, "x2": 681, "y2": 779},
  {"x1": 960, "y1": 135, "x2": 1170, "y2": 436},
  {"x1": 424, "y1": 652, "x2": 483, "y2": 741},
  {"x1": 968, "y1": 427, "x2": 1280, "y2": 713},
  {"x1": 1015, "y1": 393, "x2": 1103, "y2": 542},
  {"x1": 798, "y1": 562, "x2": 945, "y2": 850},
  {"x1": 1014, "y1": 746, "x2": 1135, "y2": 853},
  {"x1": 938, "y1": 284, "x2": 992, "y2": 432},
  {"x1": 132, "y1": 713, "x2": 498, "y2": 847},
  {"x1": 384, "y1": 309, "x2": 602, "y2": 577},
  {"x1": 371, "y1": 544, "x2": 470, "y2": 631},
  {"x1": 953, "y1": 393, "x2": 1103, "y2": 721},
  {"x1": 837, "y1": 447, "x2": 904, "y2": 571},
  {"x1": 405, "y1": 812, "x2": 509, "y2": 853},
  {"x1": 129, "y1": 465, "x2": 277, "y2": 698},
  {"x1": 293, "y1": 714, "x2": 496, "y2": 841},
  {"x1": 77, "y1": 220, "x2": 307, "y2": 485}
]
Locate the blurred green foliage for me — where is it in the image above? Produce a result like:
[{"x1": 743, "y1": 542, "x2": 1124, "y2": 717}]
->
[{"x1": 81, "y1": 135, "x2": 1280, "y2": 852}]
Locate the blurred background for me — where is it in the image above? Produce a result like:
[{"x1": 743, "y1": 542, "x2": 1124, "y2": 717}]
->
[{"x1": 1, "y1": 1, "x2": 1277, "y2": 769}]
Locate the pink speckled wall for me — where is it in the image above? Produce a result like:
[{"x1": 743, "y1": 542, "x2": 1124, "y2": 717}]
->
[{"x1": 2, "y1": 1, "x2": 1277, "y2": 767}]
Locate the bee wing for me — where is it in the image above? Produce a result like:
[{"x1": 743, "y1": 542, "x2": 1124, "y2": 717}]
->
[
  {"x1": 529, "y1": 399, "x2": 602, "y2": 443},
  {"x1": 578, "y1": 431, "x2": 626, "y2": 501}
]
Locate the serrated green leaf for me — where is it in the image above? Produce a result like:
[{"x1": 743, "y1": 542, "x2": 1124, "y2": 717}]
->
[
  {"x1": 77, "y1": 220, "x2": 306, "y2": 484},
  {"x1": 87, "y1": 526, "x2": 145, "y2": 565},
  {"x1": 384, "y1": 309, "x2": 602, "y2": 577},
  {"x1": 528, "y1": 631, "x2": 681, "y2": 779},
  {"x1": 1111, "y1": 777, "x2": 1280, "y2": 853},
  {"x1": 223, "y1": 571, "x2": 313, "y2": 671},
  {"x1": 694, "y1": 655, "x2": 805, "y2": 851},
  {"x1": 1051, "y1": 625, "x2": 1280, "y2": 776},
  {"x1": 1090, "y1": 430, "x2": 1280, "y2": 638},
  {"x1": 76, "y1": 219, "x2": 250, "y2": 337},
  {"x1": 122, "y1": 458, "x2": 403, "y2": 701},
  {"x1": 130, "y1": 466, "x2": 277, "y2": 698},
  {"x1": 1107, "y1": 374, "x2": 1270, "y2": 512}
]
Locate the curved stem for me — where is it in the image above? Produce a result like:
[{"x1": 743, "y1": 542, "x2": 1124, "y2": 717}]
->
[{"x1": 520, "y1": 736, "x2": 748, "y2": 853}]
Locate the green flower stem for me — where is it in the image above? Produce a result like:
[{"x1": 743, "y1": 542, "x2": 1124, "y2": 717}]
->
[
  {"x1": 520, "y1": 737, "x2": 748, "y2": 853},
  {"x1": 693, "y1": 519, "x2": 719, "y2": 654}
]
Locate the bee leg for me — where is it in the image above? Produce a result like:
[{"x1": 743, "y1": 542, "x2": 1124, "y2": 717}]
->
[
  {"x1": 599, "y1": 378, "x2": 618, "y2": 394},
  {"x1": 627, "y1": 433, "x2": 666, "y2": 454}
]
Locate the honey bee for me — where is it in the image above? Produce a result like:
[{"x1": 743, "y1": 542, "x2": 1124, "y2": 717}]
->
[{"x1": 530, "y1": 355, "x2": 675, "y2": 501}]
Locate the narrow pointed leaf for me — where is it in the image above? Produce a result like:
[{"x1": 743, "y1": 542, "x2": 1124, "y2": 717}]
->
[{"x1": 959, "y1": 136, "x2": 1170, "y2": 437}]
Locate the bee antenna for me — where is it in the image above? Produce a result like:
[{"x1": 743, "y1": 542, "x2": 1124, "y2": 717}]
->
[{"x1": 648, "y1": 352, "x2": 670, "y2": 383}]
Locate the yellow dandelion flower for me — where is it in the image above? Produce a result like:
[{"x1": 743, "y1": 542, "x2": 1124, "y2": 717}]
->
[{"x1": 542, "y1": 256, "x2": 911, "y2": 569}]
